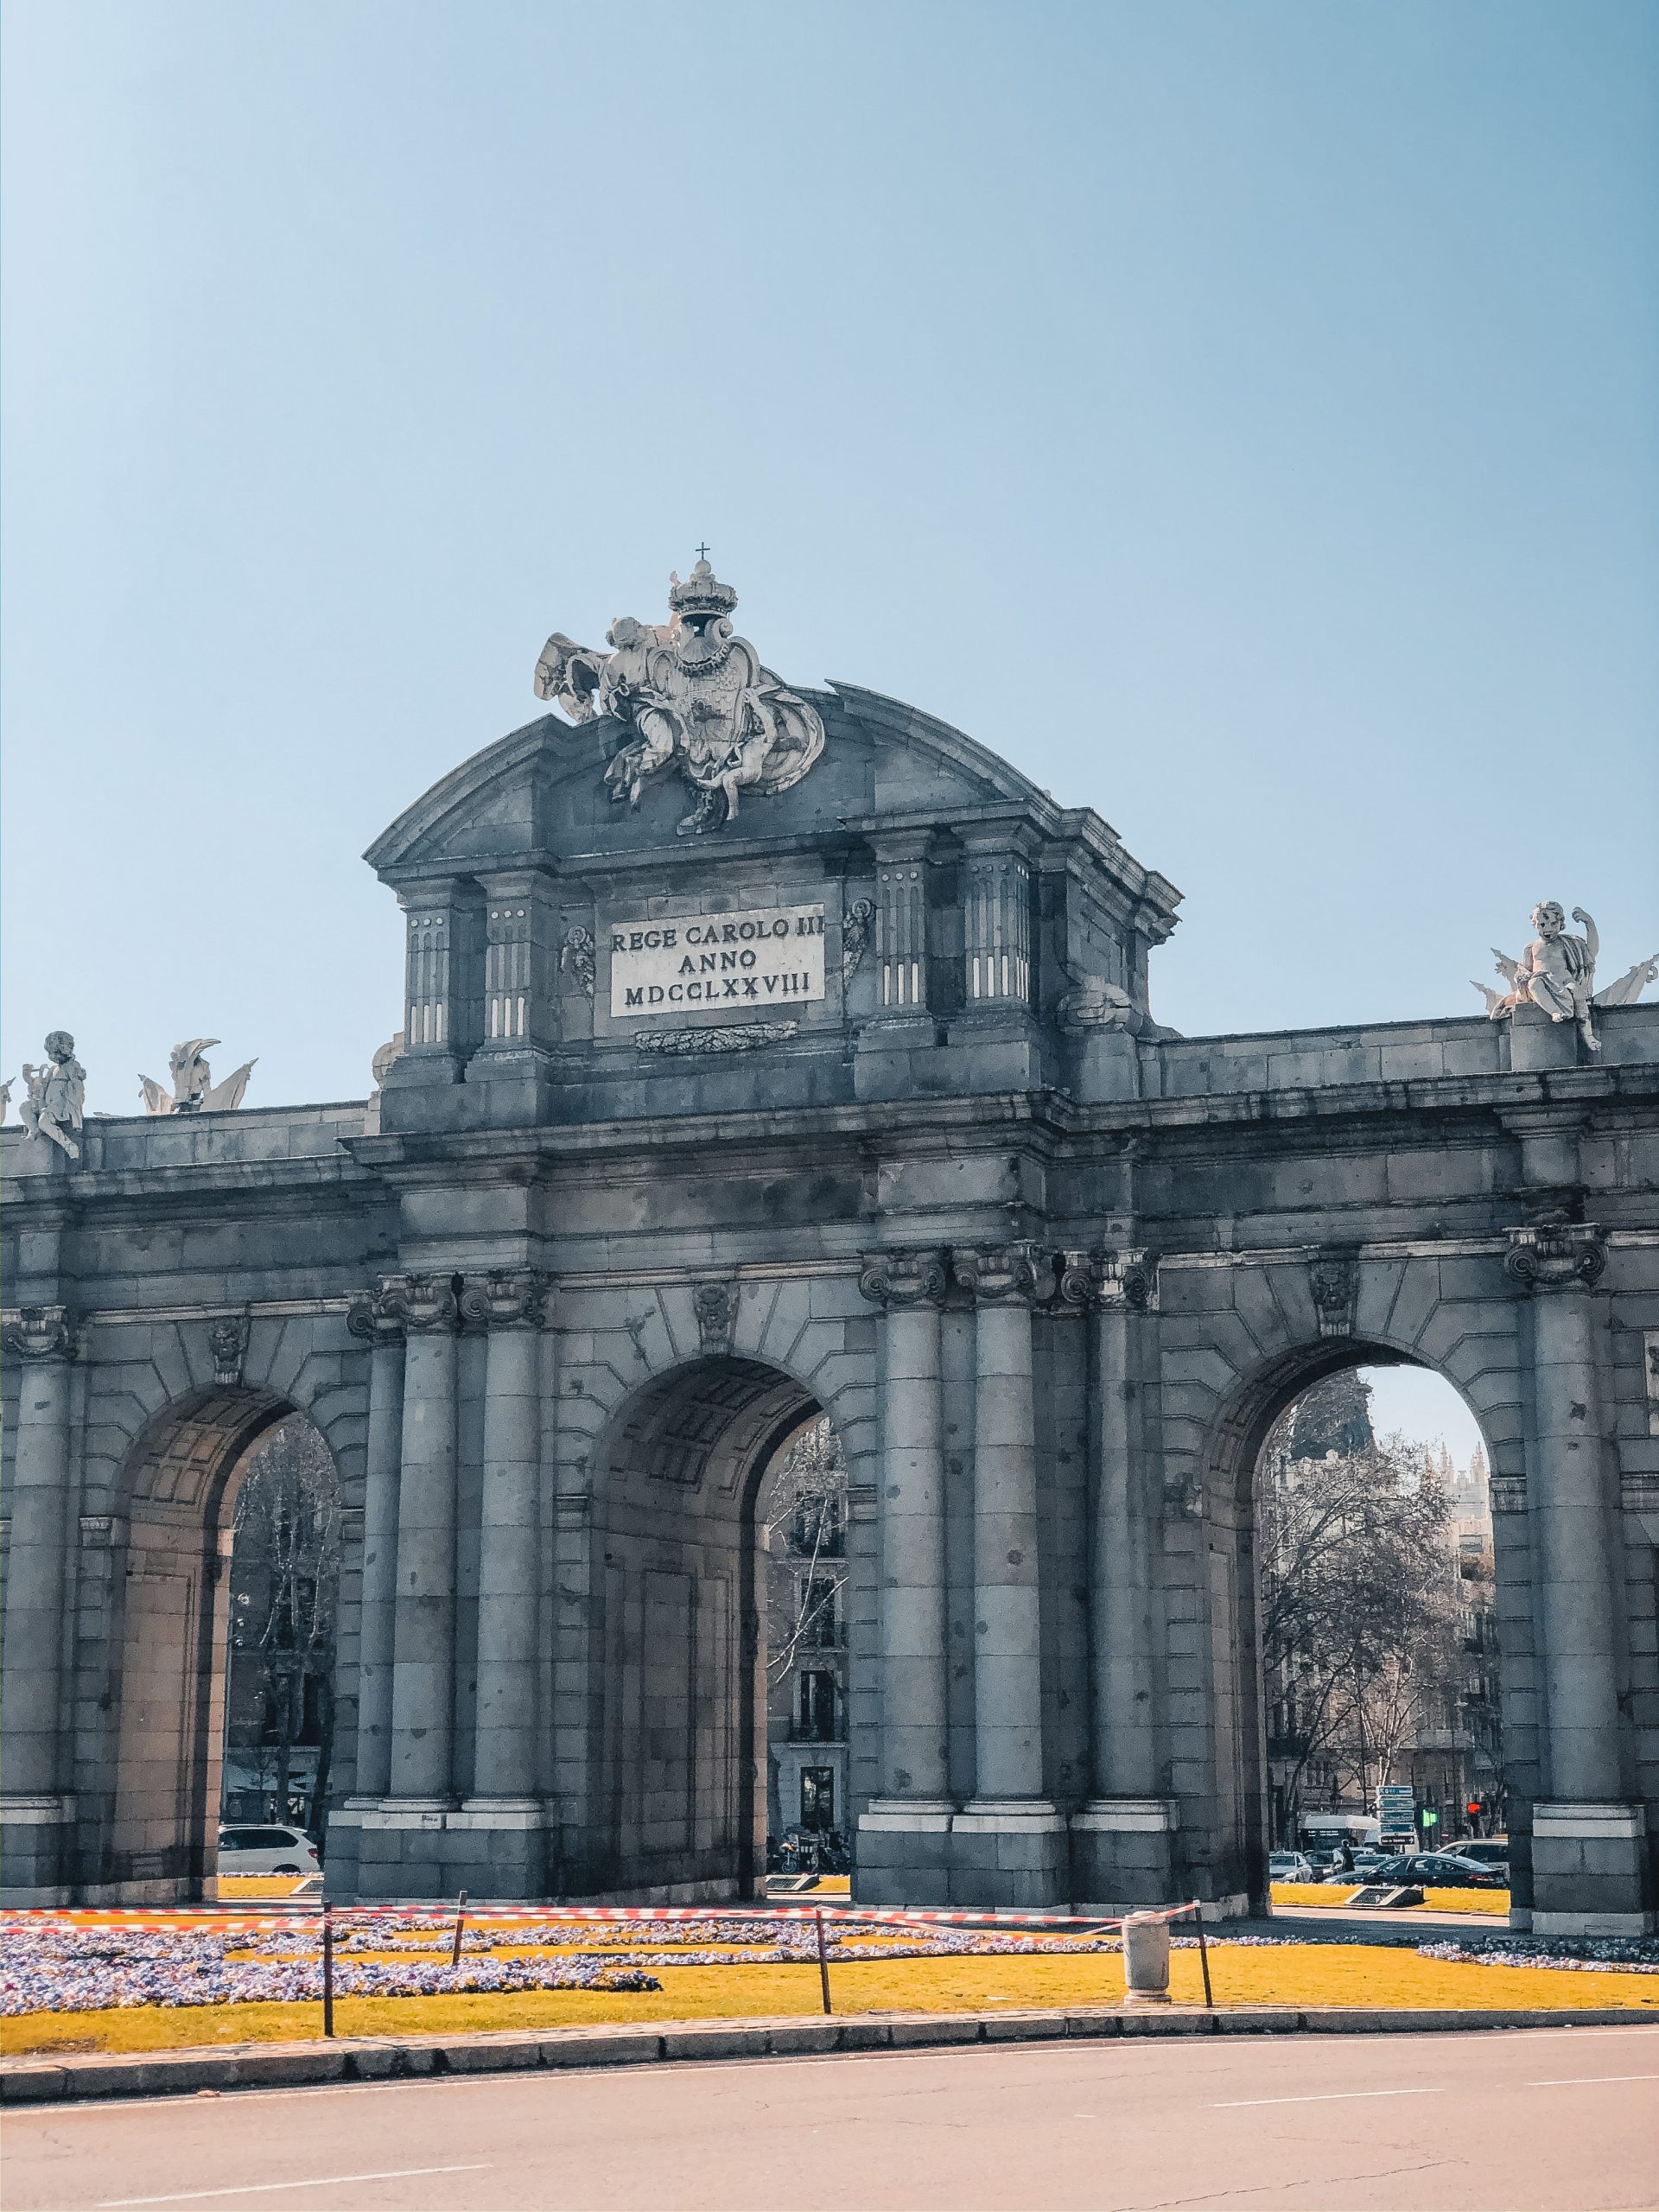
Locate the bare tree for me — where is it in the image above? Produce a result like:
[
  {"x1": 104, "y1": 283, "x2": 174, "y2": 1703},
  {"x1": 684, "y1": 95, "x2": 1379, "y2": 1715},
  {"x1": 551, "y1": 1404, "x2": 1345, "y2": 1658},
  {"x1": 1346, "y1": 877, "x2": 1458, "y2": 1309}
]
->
[
  {"x1": 761, "y1": 1418, "x2": 847, "y2": 1685},
  {"x1": 1259, "y1": 1400, "x2": 1463, "y2": 1834},
  {"x1": 228, "y1": 1418, "x2": 340, "y2": 1837}
]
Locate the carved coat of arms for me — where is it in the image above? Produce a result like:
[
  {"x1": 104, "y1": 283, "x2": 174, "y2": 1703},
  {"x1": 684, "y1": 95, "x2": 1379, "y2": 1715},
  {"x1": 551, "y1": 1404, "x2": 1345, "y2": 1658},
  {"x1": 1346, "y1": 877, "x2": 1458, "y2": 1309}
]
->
[{"x1": 534, "y1": 556, "x2": 824, "y2": 836}]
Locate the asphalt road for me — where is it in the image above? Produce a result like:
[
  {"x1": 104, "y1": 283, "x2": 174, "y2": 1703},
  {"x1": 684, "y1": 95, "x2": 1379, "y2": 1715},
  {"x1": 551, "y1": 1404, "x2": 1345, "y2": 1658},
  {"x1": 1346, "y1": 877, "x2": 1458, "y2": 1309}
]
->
[{"x1": 5, "y1": 2025, "x2": 1656, "y2": 2212}]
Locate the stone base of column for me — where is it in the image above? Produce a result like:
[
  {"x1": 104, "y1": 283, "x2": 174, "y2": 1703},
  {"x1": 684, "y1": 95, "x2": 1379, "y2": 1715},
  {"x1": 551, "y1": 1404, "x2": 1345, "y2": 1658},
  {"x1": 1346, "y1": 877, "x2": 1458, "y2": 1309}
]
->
[
  {"x1": 0, "y1": 1795, "x2": 76, "y2": 1906},
  {"x1": 855, "y1": 1799, "x2": 957, "y2": 1906},
  {"x1": 326, "y1": 1797, "x2": 550, "y2": 1903},
  {"x1": 948, "y1": 1800, "x2": 1068, "y2": 1910},
  {"x1": 1070, "y1": 1797, "x2": 1180, "y2": 1911},
  {"x1": 1527, "y1": 1802, "x2": 1653, "y2": 1936}
]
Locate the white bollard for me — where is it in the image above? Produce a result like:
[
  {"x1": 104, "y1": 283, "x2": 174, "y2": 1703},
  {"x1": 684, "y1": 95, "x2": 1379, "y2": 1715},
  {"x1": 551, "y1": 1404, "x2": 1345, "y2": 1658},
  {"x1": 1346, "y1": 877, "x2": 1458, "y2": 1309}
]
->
[{"x1": 1122, "y1": 1910, "x2": 1172, "y2": 2005}]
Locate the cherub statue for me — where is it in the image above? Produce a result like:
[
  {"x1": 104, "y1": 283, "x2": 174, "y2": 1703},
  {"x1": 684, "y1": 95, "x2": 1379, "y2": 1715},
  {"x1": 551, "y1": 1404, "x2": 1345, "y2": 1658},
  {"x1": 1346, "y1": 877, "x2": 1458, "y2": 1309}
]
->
[
  {"x1": 140, "y1": 1039, "x2": 257, "y2": 1116},
  {"x1": 19, "y1": 1031, "x2": 86, "y2": 1160},
  {"x1": 1478, "y1": 902, "x2": 1659, "y2": 1052},
  {"x1": 1487, "y1": 904, "x2": 1602, "y2": 1052}
]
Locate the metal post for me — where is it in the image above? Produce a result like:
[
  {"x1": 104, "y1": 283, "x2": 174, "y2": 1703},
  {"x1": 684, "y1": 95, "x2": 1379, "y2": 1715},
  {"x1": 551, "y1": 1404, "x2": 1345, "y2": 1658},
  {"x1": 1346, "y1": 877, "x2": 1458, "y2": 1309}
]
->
[
  {"x1": 1192, "y1": 1902, "x2": 1214, "y2": 2010},
  {"x1": 321, "y1": 1908, "x2": 334, "y2": 2038},
  {"x1": 451, "y1": 1889, "x2": 468, "y2": 1968},
  {"x1": 815, "y1": 1910, "x2": 833, "y2": 2015}
]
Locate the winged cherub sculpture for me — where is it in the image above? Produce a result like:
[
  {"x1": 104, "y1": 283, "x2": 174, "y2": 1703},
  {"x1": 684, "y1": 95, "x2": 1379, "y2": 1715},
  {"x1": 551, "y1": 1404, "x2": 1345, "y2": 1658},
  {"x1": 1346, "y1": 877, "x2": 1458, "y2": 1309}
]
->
[
  {"x1": 1475, "y1": 903, "x2": 1657, "y2": 1053},
  {"x1": 533, "y1": 556, "x2": 825, "y2": 836},
  {"x1": 140, "y1": 1039, "x2": 257, "y2": 1116},
  {"x1": 17, "y1": 1031, "x2": 86, "y2": 1160}
]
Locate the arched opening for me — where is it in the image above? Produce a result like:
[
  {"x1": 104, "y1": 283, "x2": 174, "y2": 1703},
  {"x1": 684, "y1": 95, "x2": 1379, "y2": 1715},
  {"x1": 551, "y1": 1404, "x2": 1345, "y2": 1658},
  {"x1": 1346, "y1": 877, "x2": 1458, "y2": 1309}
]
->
[
  {"x1": 219, "y1": 1417, "x2": 341, "y2": 1853},
  {"x1": 757, "y1": 1416, "x2": 850, "y2": 1877},
  {"x1": 101, "y1": 1389, "x2": 339, "y2": 1904},
  {"x1": 1211, "y1": 1350, "x2": 1501, "y2": 1915},
  {"x1": 590, "y1": 1354, "x2": 830, "y2": 1902}
]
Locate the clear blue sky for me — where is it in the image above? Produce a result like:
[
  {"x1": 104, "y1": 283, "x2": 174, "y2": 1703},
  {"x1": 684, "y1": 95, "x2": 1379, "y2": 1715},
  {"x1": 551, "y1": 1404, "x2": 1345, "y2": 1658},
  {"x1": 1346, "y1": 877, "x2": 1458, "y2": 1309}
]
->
[{"x1": 4, "y1": 0, "x2": 1656, "y2": 1122}]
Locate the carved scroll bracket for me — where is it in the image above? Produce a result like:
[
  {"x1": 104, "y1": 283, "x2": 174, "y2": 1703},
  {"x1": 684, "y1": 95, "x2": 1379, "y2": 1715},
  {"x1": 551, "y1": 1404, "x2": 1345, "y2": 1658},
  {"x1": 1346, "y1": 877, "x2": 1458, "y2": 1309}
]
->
[
  {"x1": 1504, "y1": 1220, "x2": 1606, "y2": 1294},
  {"x1": 460, "y1": 1269, "x2": 550, "y2": 1332},
  {"x1": 1057, "y1": 1247, "x2": 1157, "y2": 1313},
  {"x1": 0, "y1": 1305, "x2": 79, "y2": 1363},
  {"x1": 949, "y1": 1243, "x2": 1058, "y2": 1309},
  {"x1": 856, "y1": 1248, "x2": 949, "y2": 1310}
]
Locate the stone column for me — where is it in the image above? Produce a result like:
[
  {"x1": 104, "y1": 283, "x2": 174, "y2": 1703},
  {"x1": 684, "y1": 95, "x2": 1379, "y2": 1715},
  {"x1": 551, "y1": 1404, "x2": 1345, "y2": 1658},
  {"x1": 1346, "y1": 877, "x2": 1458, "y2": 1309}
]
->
[
  {"x1": 1507, "y1": 1222, "x2": 1649, "y2": 1934},
  {"x1": 0, "y1": 1308, "x2": 78, "y2": 1821},
  {"x1": 855, "y1": 1250, "x2": 953, "y2": 1901},
  {"x1": 345, "y1": 1284, "x2": 406, "y2": 1802},
  {"x1": 385, "y1": 1274, "x2": 461, "y2": 1805},
  {"x1": 1060, "y1": 1250, "x2": 1177, "y2": 1906},
  {"x1": 461, "y1": 1270, "x2": 546, "y2": 1805},
  {"x1": 950, "y1": 1244, "x2": 1065, "y2": 1904}
]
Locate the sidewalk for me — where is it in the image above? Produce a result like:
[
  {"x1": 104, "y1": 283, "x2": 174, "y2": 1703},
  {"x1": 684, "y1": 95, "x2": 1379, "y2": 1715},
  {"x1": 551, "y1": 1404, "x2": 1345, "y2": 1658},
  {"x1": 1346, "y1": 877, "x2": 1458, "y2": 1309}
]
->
[{"x1": 5, "y1": 2002, "x2": 1654, "y2": 2107}]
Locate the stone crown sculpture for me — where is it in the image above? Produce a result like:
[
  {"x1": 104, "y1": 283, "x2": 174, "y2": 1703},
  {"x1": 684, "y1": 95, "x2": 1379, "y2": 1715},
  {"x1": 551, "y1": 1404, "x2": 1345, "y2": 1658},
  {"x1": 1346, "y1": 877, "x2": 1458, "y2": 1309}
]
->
[
  {"x1": 533, "y1": 555, "x2": 825, "y2": 838},
  {"x1": 1474, "y1": 904, "x2": 1657, "y2": 1055}
]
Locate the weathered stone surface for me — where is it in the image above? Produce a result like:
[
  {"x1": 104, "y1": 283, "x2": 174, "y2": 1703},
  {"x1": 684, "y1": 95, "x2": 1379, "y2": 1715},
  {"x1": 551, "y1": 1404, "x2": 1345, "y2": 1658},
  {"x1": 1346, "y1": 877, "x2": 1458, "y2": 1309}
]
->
[{"x1": 3, "y1": 642, "x2": 1656, "y2": 1931}]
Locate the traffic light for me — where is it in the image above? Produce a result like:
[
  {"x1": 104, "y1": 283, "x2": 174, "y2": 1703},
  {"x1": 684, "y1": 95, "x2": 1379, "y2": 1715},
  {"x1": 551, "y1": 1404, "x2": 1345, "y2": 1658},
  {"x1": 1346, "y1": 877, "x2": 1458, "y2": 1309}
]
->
[
  {"x1": 1421, "y1": 1808, "x2": 1439, "y2": 1828},
  {"x1": 1465, "y1": 1801, "x2": 1482, "y2": 1820}
]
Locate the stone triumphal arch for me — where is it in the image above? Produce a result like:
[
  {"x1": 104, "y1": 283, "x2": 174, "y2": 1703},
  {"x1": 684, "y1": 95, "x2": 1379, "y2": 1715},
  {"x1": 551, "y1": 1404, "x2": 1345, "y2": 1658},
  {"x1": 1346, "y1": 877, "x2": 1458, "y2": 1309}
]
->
[{"x1": 5, "y1": 557, "x2": 1658, "y2": 1931}]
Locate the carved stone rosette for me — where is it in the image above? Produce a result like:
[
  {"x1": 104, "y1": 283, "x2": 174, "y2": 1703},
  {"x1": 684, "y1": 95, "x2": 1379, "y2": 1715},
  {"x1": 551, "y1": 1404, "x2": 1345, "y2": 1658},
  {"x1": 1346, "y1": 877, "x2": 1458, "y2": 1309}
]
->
[
  {"x1": 1056, "y1": 1247, "x2": 1156, "y2": 1313},
  {"x1": 949, "y1": 1243, "x2": 1057, "y2": 1308},
  {"x1": 1503, "y1": 1220, "x2": 1606, "y2": 1293},
  {"x1": 0, "y1": 1305, "x2": 79, "y2": 1363},
  {"x1": 208, "y1": 1312, "x2": 251, "y2": 1386},
  {"x1": 1308, "y1": 1249, "x2": 1358, "y2": 1338},
  {"x1": 695, "y1": 1281, "x2": 735, "y2": 1357},
  {"x1": 459, "y1": 1269, "x2": 549, "y2": 1332},
  {"x1": 375, "y1": 1272, "x2": 461, "y2": 1334},
  {"x1": 856, "y1": 1248, "x2": 950, "y2": 1310}
]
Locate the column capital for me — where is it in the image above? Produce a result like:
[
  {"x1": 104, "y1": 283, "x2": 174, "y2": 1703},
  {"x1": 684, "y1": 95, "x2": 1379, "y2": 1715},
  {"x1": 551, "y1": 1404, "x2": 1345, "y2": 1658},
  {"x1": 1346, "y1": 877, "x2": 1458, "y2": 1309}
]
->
[
  {"x1": 857, "y1": 1248, "x2": 949, "y2": 1310},
  {"x1": 460, "y1": 1268, "x2": 550, "y2": 1332},
  {"x1": 0, "y1": 1306, "x2": 78, "y2": 1363},
  {"x1": 950, "y1": 1243, "x2": 1057, "y2": 1309},
  {"x1": 1057, "y1": 1248, "x2": 1156, "y2": 1313},
  {"x1": 377, "y1": 1271, "x2": 461, "y2": 1334},
  {"x1": 1504, "y1": 1219, "x2": 1606, "y2": 1294},
  {"x1": 347, "y1": 1280, "x2": 410, "y2": 1347}
]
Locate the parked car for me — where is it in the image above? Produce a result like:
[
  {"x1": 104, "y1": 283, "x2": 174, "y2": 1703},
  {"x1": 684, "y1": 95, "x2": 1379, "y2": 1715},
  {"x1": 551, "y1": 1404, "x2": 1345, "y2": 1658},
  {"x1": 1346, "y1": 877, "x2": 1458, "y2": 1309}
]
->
[
  {"x1": 1372, "y1": 1851, "x2": 1501, "y2": 1890},
  {"x1": 1268, "y1": 1851, "x2": 1316, "y2": 1884},
  {"x1": 1451, "y1": 1838, "x2": 1510, "y2": 1875},
  {"x1": 217, "y1": 1823, "x2": 319, "y2": 1876},
  {"x1": 1323, "y1": 1848, "x2": 1391, "y2": 1881}
]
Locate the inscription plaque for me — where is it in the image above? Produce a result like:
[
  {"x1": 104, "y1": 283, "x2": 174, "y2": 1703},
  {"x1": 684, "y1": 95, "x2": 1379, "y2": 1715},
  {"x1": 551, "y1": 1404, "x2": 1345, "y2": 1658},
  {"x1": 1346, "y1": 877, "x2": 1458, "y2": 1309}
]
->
[{"x1": 607, "y1": 904, "x2": 826, "y2": 1019}]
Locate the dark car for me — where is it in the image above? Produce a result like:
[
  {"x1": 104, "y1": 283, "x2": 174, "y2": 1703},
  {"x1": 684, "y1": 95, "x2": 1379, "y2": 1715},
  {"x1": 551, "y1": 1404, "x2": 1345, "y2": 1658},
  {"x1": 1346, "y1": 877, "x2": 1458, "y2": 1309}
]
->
[{"x1": 1374, "y1": 1851, "x2": 1502, "y2": 1890}]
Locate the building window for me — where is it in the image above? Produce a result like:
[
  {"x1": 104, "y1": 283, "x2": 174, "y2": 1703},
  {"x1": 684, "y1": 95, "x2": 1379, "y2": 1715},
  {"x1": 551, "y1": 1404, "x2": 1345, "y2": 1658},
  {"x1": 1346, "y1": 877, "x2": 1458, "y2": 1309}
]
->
[
  {"x1": 802, "y1": 1575, "x2": 838, "y2": 1647},
  {"x1": 801, "y1": 1766, "x2": 835, "y2": 1834},
  {"x1": 798, "y1": 1669, "x2": 837, "y2": 1742}
]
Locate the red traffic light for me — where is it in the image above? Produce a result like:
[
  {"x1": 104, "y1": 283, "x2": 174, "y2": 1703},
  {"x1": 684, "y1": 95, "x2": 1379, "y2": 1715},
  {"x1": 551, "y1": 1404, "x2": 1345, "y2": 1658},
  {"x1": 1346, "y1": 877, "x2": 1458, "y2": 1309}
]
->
[{"x1": 1465, "y1": 1802, "x2": 1482, "y2": 1818}]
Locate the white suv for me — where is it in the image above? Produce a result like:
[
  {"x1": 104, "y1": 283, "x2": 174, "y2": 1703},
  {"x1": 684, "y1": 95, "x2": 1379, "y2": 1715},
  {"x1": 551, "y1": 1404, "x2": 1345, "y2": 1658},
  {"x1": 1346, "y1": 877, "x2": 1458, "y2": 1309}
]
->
[{"x1": 217, "y1": 1823, "x2": 319, "y2": 1875}]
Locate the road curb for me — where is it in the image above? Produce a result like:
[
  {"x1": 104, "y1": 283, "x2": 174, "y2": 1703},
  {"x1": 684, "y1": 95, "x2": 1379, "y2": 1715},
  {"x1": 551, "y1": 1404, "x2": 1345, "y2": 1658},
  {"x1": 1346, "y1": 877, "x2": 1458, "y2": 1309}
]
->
[{"x1": 3, "y1": 2005, "x2": 1655, "y2": 2105}]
